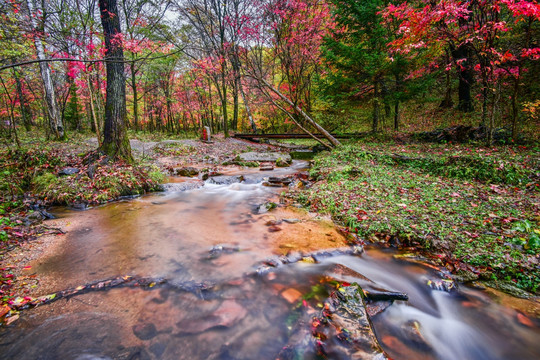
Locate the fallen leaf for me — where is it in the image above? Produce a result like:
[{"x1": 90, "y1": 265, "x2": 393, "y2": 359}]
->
[
  {"x1": 6, "y1": 314, "x2": 19, "y2": 325},
  {"x1": 282, "y1": 288, "x2": 302, "y2": 303},
  {"x1": 517, "y1": 312, "x2": 534, "y2": 327},
  {"x1": 0, "y1": 305, "x2": 10, "y2": 318}
]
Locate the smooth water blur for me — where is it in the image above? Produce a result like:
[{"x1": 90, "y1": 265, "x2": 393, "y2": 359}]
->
[{"x1": 0, "y1": 161, "x2": 539, "y2": 359}]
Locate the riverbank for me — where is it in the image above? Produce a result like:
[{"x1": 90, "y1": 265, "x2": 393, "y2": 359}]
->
[
  {"x1": 1, "y1": 134, "x2": 538, "y2": 324},
  {"x1": 289, "y1": 141, "x2": 539, "y2": 295},
  {"x1": 0, "y1": 134, "x2": 293, "y2": 313}
]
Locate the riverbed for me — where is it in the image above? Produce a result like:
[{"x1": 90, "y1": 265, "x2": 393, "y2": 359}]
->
[{"x1": 0, "y1": 161, "x2": 539, "y2": 359}]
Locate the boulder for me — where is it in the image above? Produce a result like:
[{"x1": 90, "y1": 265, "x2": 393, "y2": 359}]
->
[
  {"x1": 207, "y1": 175, "x2": 244, "y2": 185},
  {"x1": 161, "y1": 182, "x2": 203, "y2": 192},
  {"x1": 237, "y1": 152, "x2": 291, "y2": 163},
  {"x1": 175, "y1": 167, "x2": 199, "y2": 177},
  {"x1": 58, "y1": 167, "x2": 80, "y2": 176}
]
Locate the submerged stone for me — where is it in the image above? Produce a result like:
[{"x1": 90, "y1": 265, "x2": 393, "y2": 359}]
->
[{"x1": 132, "y1": 323, "x2": 158, "y2": 340}]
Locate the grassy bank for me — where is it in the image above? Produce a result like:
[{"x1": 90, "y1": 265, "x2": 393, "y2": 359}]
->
[{"x1": 293, "y1": 141, "x2": 539, "y2": 294}]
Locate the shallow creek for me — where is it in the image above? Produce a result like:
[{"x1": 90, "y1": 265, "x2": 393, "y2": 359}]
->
[{"x1": 0, "y1": 161, "x2": 539, "y2": 359}]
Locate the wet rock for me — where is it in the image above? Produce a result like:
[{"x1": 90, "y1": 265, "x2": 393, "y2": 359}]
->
[
  {"x1": 426, "y1": 278, "x2": 457, "y2": 292},
  {"x1": 268, "y1": 177, "x2": 293, "y2": 186},
  {"x1": 483, "y1": 280, "x2": 533, "y2": 299},
  {"x1": 71, "y1": 202, "x2": 88, "y2": 211},
  {"x1": 75, "y1": 355, "x2": 113, "y2": 360},
  {"x1": 283, "y1": 218, "x2": 301, "y2": 224},
  {"x1": 262, "y1": 181, "x2": 283, "y2": 187},
  {"x1": 208, "y1": 244, "x2": 240, "y2": 259},
  {"x1": 366, "y1": 301, "x2": 393, "y2": 317},
  {"x1": 58, "y1": 167, "x2": 80, "y2": 176},
  {"x1": 276, "y1": 157, "x2": 291, "y2": 167},
  {"x1": 452, "y1": 269, "x2": 479, "y2": 282},
  {"x1": 115, "y1": 347, "x2": 151, "y2": 360},
  {"x1": 237, "y1": 152, "x2": 291, "y2": 163},
  {"x1": 401, "y1": 320, "x2": 431, "y2": 350},
  {"x1": 176, "y1": 300, "x2": 246, "y2": 334},
  {"x1": 86, "y1": 164, "x2": 96, "y2": 179},
  {"x1": 260, "y1": 165, "x2": 274, "y2": 171},
  {"x1": 132, "y1": 323, "x2": 158, "y2": 340},
  {"x1": 208, "y1": 175, "x2": 244, "y2": 185},
  {"x1": 201, "y1": 171, "x2": 224, "y2": 180},
  {"x1": 255, "y1": 202, "x2": 277, "y2": 214},
  {"x1": 161, "y1": 182, "x2": 204, "y2": 192},
  {"x1": 310, "y1": 246, "x2": 364, "y2": 262},
  {"x1": 39, "y1": 209, "x2": 55, "y2": 219},
  {"x1": 175, "y1": 167, "x2": 199, "y2": 177},
  {"x1": 322, "y1": 284, "x2": 387, "y2": 359},
  {"x1": 149, "y1": 343, "x2": 167, "y2": 358}
]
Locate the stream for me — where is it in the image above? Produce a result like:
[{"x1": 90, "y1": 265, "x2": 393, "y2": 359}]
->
[{"x1": 0, "y1": 160, "x2": 539, "y2": 359}]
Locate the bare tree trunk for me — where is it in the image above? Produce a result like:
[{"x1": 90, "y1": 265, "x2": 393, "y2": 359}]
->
[
  {"x1": 130, "y1": 61, "x2": 139, "y2": 131},
  {"x1": 26, "y1": 0, "x2": 64, "y2": 139},
  {"x1": 372, "y1": 80, "x2": 380, "y2": 133},
  {"x1": 239, "y1": 79, "x2": 257, "y2": 133},
  {"x1": 13, "y1": 68, "x2": 31, "y2": 131},
  {"x1": 87, "y1": 76, "x2": 101, "y2": 146},
  {"x1": 511, "y1": 77, "x2": 520, "y2": 141},
  {"x1": 98, "y1": 0, "x2": 132, "y2": 162}
]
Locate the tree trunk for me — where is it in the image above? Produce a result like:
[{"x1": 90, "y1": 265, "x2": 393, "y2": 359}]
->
[
  {"x1": 98, "y1": 0, "x2": 132, "y2": 162},
  {"x1": 440, "y1": 70, "x2": 454, "y2": 108},
  {"x1": 13, "y1": 69, "x2": 31, "y2": 131},
  {"x1": 87, "y1": 76, "x2": 101, "y2": 146},
  {"x1": 26, "y1": 0, "x2": 64, "y2": 139},
  {"x1": 221, "y1": 71, "x2": 229, "y2": 137},
  {"x1": 130, "y1": 62, "x2": 139, "y2": 131},
  {"x1": 511, "y1": 77, "x2": 520, "y2": 141},
  {"x1": 239, "y1": 79, "x2": 257, "y2": 133},
  {"x1": 394, "y1": 102, "x2": 399, "y2": 132},
  {"x1": 452, "y1": 45, "x2": 474, "y2": 112},
  {"x1": 372, "y1": 80, "x2": 379, "y2": 133}
]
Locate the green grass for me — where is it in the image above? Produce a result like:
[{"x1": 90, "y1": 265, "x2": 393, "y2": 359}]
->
[{"x1": 293, "y1": 142, "x2": 539, "y2": 293}]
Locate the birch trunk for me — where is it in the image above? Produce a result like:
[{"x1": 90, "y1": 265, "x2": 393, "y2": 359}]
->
[
  {"x1": 26, "y1": 0, "x2": 64, "y2": 139},
  {"x1": 239, "y1": 80, "x2": 257, "y2": 133}
]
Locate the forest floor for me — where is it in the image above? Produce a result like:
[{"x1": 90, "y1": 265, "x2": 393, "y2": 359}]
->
[
  {"x1": 290, "y1": 141, "x2": 539, "y2": 296},
  {"x1": 1, "y1": 133, "x2": 539, "y2": 321}
]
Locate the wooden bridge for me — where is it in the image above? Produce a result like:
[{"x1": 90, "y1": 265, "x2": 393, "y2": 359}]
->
[{"x1": 232, "y1": 133, "x2": 362, "y2": 141}]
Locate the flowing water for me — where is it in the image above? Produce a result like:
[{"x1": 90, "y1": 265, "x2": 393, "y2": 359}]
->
[{"x1": 1, "y1": 161, "x2": 539, "y2": 359}]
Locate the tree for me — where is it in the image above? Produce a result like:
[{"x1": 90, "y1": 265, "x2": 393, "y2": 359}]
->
[
  {"x1": 325, "y1": 0, "x2": 405, "y2": 132},
  {"x1": 26, "y1": 0, "x2": 65, "y2": 139},
  {"x1": 98, "y1": 0, "x2": 133, "y2": 161}
]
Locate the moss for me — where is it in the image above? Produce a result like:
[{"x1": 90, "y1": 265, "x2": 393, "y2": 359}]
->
[{"x1": 32, "y1": 172, "x2": 59, "y2": 193}]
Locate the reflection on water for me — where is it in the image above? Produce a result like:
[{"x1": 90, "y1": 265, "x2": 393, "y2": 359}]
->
[{"x1": 0, "y1": 160, "x2": 539, "y2": 359}]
